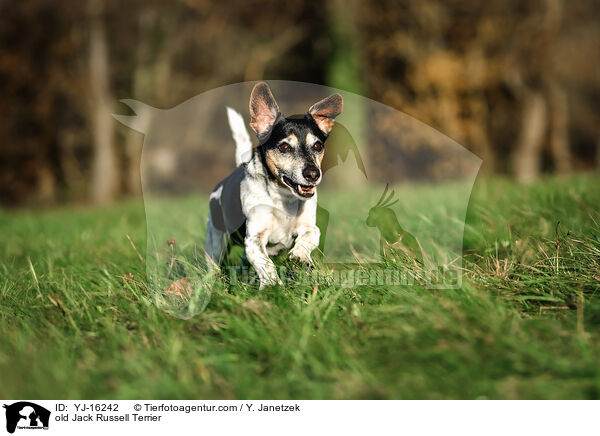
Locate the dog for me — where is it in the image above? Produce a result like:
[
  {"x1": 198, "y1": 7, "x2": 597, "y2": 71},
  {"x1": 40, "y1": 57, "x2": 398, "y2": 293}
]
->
[{"x1": 205, "y1": 82, "x2": 343, "y2": 288}]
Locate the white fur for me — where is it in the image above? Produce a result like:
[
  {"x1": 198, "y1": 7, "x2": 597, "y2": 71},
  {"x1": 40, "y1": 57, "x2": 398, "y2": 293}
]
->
[
  {"x1": 209, "y1": 185, "x2": 223, "y2": 201},
  {"x1": 227, "y1": 107, "x2": 253, "y2": 166}
]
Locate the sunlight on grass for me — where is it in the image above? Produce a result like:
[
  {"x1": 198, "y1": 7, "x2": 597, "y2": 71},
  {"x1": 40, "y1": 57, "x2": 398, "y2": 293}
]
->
[{"x1": 0, "y1": 174, "x2": 599, "y2": 399}]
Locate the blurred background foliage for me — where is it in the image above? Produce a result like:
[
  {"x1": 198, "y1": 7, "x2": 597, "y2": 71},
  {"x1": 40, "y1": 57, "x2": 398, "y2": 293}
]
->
[{"x1": 0, "y1": 0, "x2": 598, "y2": 206}]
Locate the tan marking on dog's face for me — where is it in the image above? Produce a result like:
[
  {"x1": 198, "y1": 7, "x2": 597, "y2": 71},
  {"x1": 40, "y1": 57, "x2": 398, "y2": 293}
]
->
[
  {"x1": 305, "y1": 132, "x2": 319, "y2": 147},
  {"x1": 278, "y1": 133, "x2": 299, "y2": 149},
  {"x1": 305, "y1": 132, "x2": 324, "y2": 165},
  {"x1": 264, "y1": 149, "x2": 291, "y2": 188}
]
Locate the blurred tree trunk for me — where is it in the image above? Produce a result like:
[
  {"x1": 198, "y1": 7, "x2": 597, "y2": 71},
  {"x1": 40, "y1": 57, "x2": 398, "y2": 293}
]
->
[
  {"x1": 465, "y1": 96, "x2": 495, "y2": 173},
  {"x1": 513, "y1": 90, "x2": 547, "y2": 182},
  {"x1": 36, "y1": 165, "x2": 57, "y2": 204},
  {"x1": 124, "y1": 9, "x2": 158, "y2": 196},
  {"x1": 512, "y1": 0, "x2": 570, "y2": 181},
  {"x1": 597, "y1": 135, "x2": 600, "y2": 169},
  {"x1": 325, "y1": 0, "x2": 367, "y2": 186},
  {"x1": 124, "y1": 11, "x2": 186, "y2": 195},
  {"x1": 543, "y1": 0, "x2": 571, "y2": 174},
  {"x1": 89, "y1": 0, "x2": 117, "y2": 204}
]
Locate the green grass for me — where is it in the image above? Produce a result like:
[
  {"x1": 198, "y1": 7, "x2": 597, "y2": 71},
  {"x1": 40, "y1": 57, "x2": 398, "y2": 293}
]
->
[{"x1": 1, "y1": 174, "x2": 599, "y2": 399}]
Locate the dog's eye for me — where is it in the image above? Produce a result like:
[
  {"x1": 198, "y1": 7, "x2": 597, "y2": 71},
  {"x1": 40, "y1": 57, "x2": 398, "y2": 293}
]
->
[
  {"x1": 278, "y1": 142, "x2": 291, "y2": 153},
  {"x1": 313, "y1": 141, "x2": 324, "y2": 152}
]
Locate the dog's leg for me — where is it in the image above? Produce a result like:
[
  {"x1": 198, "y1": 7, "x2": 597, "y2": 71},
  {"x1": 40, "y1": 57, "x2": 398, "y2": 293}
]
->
[
  {"x1": 245, "y1": 208, "x2": 282, "y2": 289},
  {"x1": 205, "y1": 215, "x2": 227, "y2": 271},
  {"x1": 289, "y1": 224, "x2": 320, "y2": 266},
  {"x1": 245, "y1": 231, "x2": 282, "y2": 289}
]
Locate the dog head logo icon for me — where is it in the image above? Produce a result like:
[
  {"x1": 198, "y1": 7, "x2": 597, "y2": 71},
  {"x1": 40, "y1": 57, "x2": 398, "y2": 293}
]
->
[{"x1": 3, "y1": 402, "x2": 50, "y2": 434}]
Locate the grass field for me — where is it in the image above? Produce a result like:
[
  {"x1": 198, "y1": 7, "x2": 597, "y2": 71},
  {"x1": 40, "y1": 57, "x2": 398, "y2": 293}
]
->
[{"x1": 1, "y1": 174, "x2": 599, "y2": 399}]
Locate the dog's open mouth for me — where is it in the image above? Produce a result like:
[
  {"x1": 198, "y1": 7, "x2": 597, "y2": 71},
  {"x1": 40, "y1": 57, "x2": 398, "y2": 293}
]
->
[{"x1": 282, "y1": 176, "x2": 316, "y2": 198}]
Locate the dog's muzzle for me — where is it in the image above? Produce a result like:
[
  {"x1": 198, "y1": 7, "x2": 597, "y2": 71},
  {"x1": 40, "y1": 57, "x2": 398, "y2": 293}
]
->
[{"x1": 282, "y1": 175, "x2": 317, "y2": 198}]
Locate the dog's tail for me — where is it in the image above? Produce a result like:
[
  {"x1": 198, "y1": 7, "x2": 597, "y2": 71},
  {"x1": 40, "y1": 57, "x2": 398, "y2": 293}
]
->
[{"x1": 227, "y1": 107, "x2": 253, "y2": 166}]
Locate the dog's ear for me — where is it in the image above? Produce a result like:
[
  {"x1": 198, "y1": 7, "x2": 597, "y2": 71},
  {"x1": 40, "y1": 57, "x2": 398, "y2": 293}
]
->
[
  {"x1": 308, "y1": 94, "x2": 343, "y2": 135},
  {"x1": 249, "y1": 82, "x2": 280, "y2": 140}
]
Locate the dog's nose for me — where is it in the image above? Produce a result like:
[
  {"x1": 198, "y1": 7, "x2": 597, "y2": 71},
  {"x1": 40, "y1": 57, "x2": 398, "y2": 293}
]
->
[{"x1": 303, "y1": 166, "x2": 320, "y2": 183}]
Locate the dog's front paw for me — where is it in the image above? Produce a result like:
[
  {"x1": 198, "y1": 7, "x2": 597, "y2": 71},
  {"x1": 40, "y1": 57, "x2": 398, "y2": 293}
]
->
[
  {"x1": 259, "y1": 275, "x2": 283, "y2": 290},
  {"x1": 258, "y1": 267, "x2": 283, "y2": 290},
  {"x1": 289, "y1": 246, "x2": 314, "y2": 268}
]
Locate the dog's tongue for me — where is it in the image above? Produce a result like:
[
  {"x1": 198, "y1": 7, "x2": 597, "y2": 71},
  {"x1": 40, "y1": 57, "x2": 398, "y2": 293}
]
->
[{"x1": 298, "y1": 185, "x2": 315, "y2": 195}]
